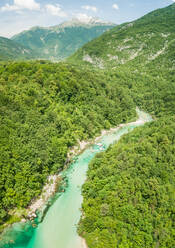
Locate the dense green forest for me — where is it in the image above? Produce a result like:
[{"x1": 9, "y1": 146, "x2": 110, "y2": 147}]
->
[
  {"x1": 80, "y1": 117, "x2": 175, "y2": 248},
  {"x1": 78, "y1": 58, "x2": 175, "y2": 248},
  {"x1": 0, "y1": 61, "x2": 135, "y2": 229},
  {"x1": 0, "y1": 2, "x2": 174, "y2": 247},
  {"x1": 74, "y1": 3, "x2": 175, "y2": 248}
]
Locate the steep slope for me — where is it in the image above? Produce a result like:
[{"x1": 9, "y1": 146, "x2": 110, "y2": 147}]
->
[
  {"x1": 68, "y1": 4, "x2": 175, "y2": 248},
  {"x1": 70, "y1": 3, "x2": 175, "y2": 69},
  {"x1": 0, "y1": 61, "x2": 135, "y2": 230},
  {"x1": 80, "y1": 117, "x2": 175, "y2": 248},
  {"x1": 12, "y1": 18, "x2": 116, "y2": 61},
  {"x1": 0, "y1": 37, "x2": 34, "y2": 61}
]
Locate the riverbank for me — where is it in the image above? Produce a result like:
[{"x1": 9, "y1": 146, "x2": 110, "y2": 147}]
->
[
  {"x1": 17, "y1": 109, "x2": 149, "y2": 221},
  {"x1": 27, "y1": 109, "x2": 146, "y2": 221},
  {"x1": 68, "y1": 109, "x2": 143, "y2": 160},
  {"x1": 0, "y1": 108, "x2": 151, "y2": 233},
  {"x1": 27, "y1": 175, "x2": 62, "y2": 220},
  {"x1": 0, "y1": 108, "x2": 153, "y2": 248},
  {"x1": 0, "y1": 176, "x2": 62, "y2": 237},
  {"x1": 81, "y1": 237, "x2": 88, "y2": 248}
]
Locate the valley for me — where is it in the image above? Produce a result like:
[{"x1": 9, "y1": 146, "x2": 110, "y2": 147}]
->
[
  {"x1": 0, "y1": 18, "x2": 115, "y2": 61},
  {"x1": 0, "y1": 2, "x2": 175, "y2": 248},
  {"x1": 0, "y1": 109, "x2": 152, "y2": 248}
]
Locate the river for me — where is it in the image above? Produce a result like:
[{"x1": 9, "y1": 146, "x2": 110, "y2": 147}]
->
[{"x1": 0, "y1": 108, "x2": 152, "y2": 248}]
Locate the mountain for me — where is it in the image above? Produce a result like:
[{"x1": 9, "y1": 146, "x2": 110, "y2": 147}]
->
[
  {"x1": 0, "y1": 36, "x2": 34, "y2": 61},
  {"x1": 70, "y1": 3, "x2": 175, "y2": 69},
  {"x1": 68, "y1": 4, "x2": 175, "y2": 248},
  {"x1": 0, "y1": 3, "x2": 175, "y2": 248},
  {"x1": 0, "y1": 1, "x2": 175, "y2": 244},
  {"x1": 12, "y1": 18, "x2": 116, "y2": 61}
]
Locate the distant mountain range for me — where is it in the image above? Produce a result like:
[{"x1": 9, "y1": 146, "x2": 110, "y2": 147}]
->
[
  {"x1": 2, "y1": 2, "x2": 174, "y2": 65},
  {"x1": 70, "y1": 4, "x2": 175, "y2": 69},
  {"x1": 3, "y1": 18, "x2": 115, "y2": 61}
]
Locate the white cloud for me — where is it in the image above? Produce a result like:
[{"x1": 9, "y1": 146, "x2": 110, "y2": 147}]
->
[
  {"x1": 112, "y1": 4, "x2": 119, "y2": 10},
  {"x1": 14, "y1": 0, "x2": 40, "y2": 10},
  {"x1": 45, "y1": 4, "x2": 67, "y2": 17},
  {"x1": 172, "y1": 0, "x2": 175, "y2": 2},
  {"x1": 74, "y1": 13, "x2": 94, "y2": 23},
  {"x1": 82, "y1": 5, "x2": 98, "y2": 12},
  {"x1": 0, "y1": 1, "x2": 67, "y2": 17},
  {"x1": 1, "y1": 0, "x2": 40, "y2": 11}
]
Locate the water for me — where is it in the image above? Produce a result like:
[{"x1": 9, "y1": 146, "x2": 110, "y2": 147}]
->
[{"x1": 0, "y1": 109, "x2": 152, "y2": 248}]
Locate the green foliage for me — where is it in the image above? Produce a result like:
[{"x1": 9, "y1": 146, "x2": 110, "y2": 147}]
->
[
  {"x1": 80, "y1": 118, "x2": 175, "y2": 248},
  {"x1": 0, "y1": 3, "x2": 175, "y2": 246},
  {"x1": 0, "y1": 61, "x2": 135, "y2": 227},
  {"x1": 70, "y1": 3, "x2": 175, "y2": 247}
]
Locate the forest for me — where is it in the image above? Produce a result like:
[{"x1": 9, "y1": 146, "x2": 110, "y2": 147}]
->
[
  {"x1": 79, "y1": 117, "x2": 175, "y2": 248},
  {"x1": 77, "y1": 42, "x2": 175, "y2": 248},
  {"x1": 0, "y1": 3, "x2": 175, "y2": 247},
  {"x1": 0, "y1": 61, "x2": 136, "y2": 230}
]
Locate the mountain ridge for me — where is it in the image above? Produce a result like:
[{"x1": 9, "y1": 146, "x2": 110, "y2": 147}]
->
[
  {"x1": 11, "y1": 19, "x2": 116, "y2": 61},
  {"x1": 69, "y1": 3, "x2": 175, "y2": 69},
  {"x1": 12, "y1": 17, "x2": 116, "y2": 38}
]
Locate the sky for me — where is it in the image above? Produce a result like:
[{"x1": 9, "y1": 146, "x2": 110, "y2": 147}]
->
[{"x1": 0, "y1": 0, "x2": 174, "y2": 38}]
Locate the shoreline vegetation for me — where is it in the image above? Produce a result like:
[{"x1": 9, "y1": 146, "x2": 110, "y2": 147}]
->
[
  {"x1": 0, "y1": 61, "x2": 136, "y2": 235},
  {"x1": 80, "y1": 116, "x2": 175, "y2": 248},
  {"x1": 0, "y1": 3, "x2": 174, "y2": 248},
  {"x1": 0, "y1": 108, "x2": 150, "y2": 242}
]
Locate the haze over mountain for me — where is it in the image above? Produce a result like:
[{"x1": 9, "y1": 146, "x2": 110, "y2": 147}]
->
[{"x1": 11, "y1": 18, "x2": 116, "y2": 61}]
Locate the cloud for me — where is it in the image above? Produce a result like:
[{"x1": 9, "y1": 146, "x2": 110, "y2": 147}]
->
[
  {"x1": 112, "y1": 4, "x2": 119, "y2": 10},
  {"x1": 0, "y1": 1, "x2": 67, "y2": 17},
  {"x1": 45, "y1": 4, "x2": 67, "y2": 17},
  {"x1": 1, "y1": 0, "x2": 40, "y2": 11},
  {"x1": 82, "y1": 5, "x2": 98, "y2": 12},
  {"x1": 74, "y1": 13, "x2": 94, "y2": 23}
]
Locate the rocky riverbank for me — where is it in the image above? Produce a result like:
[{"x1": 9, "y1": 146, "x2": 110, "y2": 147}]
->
[
  {"x1": 27, "y1": 175, "x2": 62, "y2": 220},
  {"x1": 0, "y1": 108, "x2": 153, "y2": 248},
  {"x1": 1, "y1": 108, "x2": 150, "y2": 233}
]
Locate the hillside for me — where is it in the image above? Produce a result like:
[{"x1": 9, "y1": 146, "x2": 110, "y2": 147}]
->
[
  {"x1": 0, "y1": 37, "x2": 34, "y2": 61},
  {"x1": 0, "y1": 3, "x2": 175, "y2": 247},
  {"x1": 70, "y1": 3, "x2": 175, "y2": 69},
  {"x1": 80, "y1": 117, "x2": 175, "y2": 248},
  {"x1": 68, "y1": 4, "x2": 175, "y2": 248},
  {"x1": 0, "y1": 61, "x2": 135, "y2": 230},
  {"x1": 12, "y1": 18, "x2": 115, "y2": 61}
]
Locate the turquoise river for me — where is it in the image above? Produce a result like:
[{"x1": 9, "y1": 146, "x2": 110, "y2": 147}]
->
[{"x1": 0, "y1": 109, "x2": 152, "y2": 248}]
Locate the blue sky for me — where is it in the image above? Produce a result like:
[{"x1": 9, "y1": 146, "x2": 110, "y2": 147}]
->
[{"x1": 0, "y1": 0, "x2": 174, "y2": 37}]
